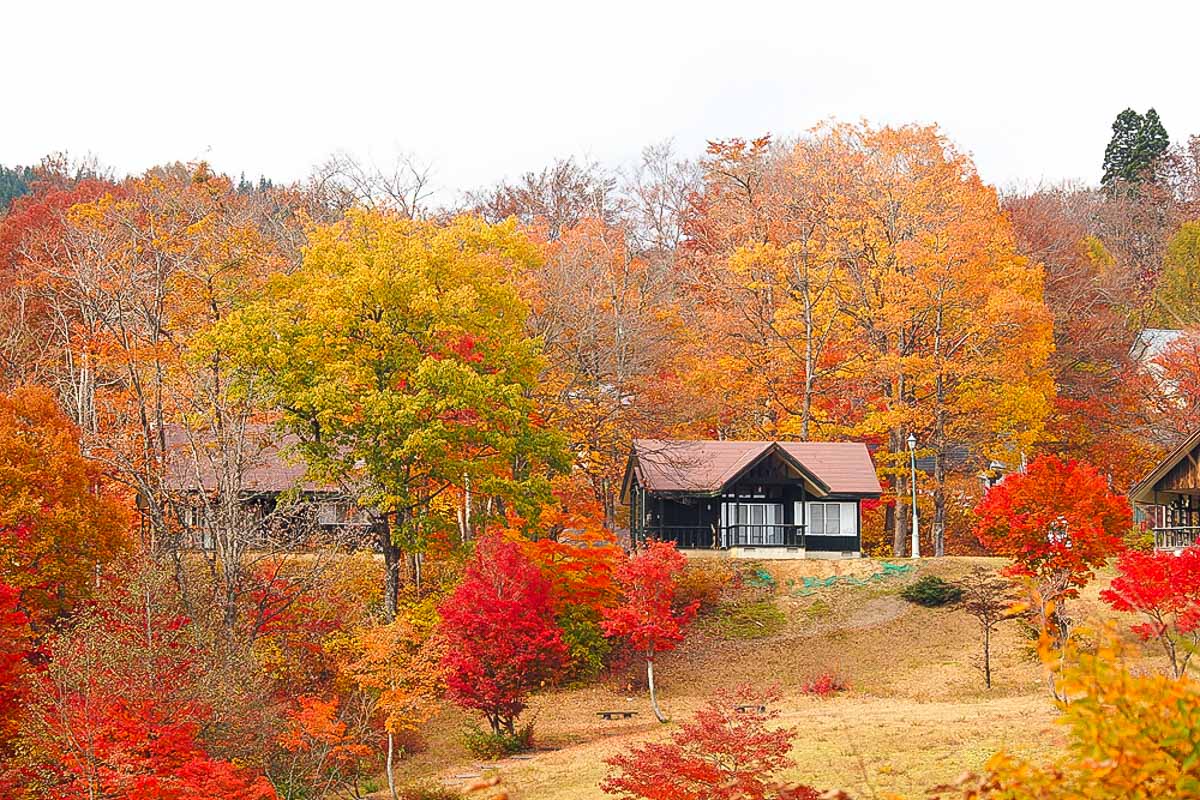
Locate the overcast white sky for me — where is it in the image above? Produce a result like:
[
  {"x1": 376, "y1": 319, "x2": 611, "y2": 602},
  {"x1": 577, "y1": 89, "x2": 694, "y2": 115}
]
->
[{"x1": 6, "y1": 1, "x2": 1198, "y2": 202}]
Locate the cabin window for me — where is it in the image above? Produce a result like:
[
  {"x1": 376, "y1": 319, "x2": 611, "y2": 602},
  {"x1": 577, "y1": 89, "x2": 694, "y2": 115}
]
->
[
  {"x1": 804, "y1": 502, "x2": 858, "y2": 536},
  {"x1": 721, "y1": 501, "x2": 784, "y2": 545},
  {"x1": 316, "y1": 501, "x2": 344, "y2": 526}
]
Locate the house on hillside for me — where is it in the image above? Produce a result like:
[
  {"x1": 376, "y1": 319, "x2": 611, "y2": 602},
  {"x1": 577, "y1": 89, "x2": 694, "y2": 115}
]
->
[
  {"x1": 1130, "y1": 428, "x2": 1200, "y2": 552},
  {"x1": 156, "y1": 425, "x2": 375, "y2": 551},
  {"x1": 621, "y1": 439, "x2": 882, "y2": 559}
]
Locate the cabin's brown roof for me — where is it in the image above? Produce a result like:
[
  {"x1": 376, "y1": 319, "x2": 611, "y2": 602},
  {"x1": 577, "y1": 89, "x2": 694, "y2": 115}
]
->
[
  {"x1": 628, "y1": 439, "x2": 882, "y2": 498},
  {"x1": 163, "y1": 424, "x2": 330, "y2": 494}
]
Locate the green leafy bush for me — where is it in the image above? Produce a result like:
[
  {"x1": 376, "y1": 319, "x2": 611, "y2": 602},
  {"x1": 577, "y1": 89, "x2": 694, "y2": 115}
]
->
[
  {"x1": 802, "y1": 598, "x2": 833, "y2": 620},
  {"x1": 900, "y1": 575, "x2": 963, "y2": 607},
  {"x1": 462, "y1": 721, "x2": 535, "y2": 760},
  {"x1": 558, "y1": 605, "x2": 612, "y2": 683},
  {"x1": 1121, "y1": 525, "x2": 1155, "y2": 552}
]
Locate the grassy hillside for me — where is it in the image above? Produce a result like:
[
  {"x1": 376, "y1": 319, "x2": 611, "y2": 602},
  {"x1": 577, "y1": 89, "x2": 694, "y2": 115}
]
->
[{"x1": 390, "y1": 556, "x2": 1149, "y2": 799}]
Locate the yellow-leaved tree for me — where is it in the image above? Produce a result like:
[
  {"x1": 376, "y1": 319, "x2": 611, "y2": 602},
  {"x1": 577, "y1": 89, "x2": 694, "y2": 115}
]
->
[{"x1": 209, "y1": 211, "x2": 568, "y2": 618}]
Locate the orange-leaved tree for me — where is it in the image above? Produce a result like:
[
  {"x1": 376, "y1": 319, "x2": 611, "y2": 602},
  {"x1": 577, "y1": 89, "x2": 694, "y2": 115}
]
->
[
  {"x1": 510, "y1": 484, "x2": 626, "y2": 682},
  {"x1": 347, "y1": 606, "x2": 443, "y2": 799},
  {"x1": 602, "y1": 541, "x2": 698, "y2": 723},
  {"x1": 0, "y1": 385, "x2": 130, "y2": 627}
]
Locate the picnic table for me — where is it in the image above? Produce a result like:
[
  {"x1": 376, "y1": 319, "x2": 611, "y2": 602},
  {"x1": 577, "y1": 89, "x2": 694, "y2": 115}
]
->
[{"x1": 597, "y1": 710, "x2": 638, "y2": 720}]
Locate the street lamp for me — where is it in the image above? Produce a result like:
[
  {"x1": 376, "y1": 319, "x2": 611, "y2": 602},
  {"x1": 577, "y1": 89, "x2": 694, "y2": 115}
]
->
[{"x1": 907, "y1": 433, "x2": 920, "y2": 558}]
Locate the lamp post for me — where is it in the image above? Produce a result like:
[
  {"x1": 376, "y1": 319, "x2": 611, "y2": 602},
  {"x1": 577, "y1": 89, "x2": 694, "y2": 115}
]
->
[{"x1": 907, "y1": 433, "x2": 920, "y2": 559}]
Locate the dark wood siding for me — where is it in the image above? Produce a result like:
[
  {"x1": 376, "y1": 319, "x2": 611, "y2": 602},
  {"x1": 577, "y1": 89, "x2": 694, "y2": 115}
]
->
[{"x1": 1158, "y1": 448, "x2": 1200, "y2": 494}]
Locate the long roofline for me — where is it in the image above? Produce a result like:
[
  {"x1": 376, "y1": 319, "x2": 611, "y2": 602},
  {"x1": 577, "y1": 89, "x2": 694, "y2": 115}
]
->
[
  {"x1": 621, "y1": 438, "x2": 882, "y2": 502},
  {"x1": 1130, "y1": 426, "x2": 1200, "y2": 504}
]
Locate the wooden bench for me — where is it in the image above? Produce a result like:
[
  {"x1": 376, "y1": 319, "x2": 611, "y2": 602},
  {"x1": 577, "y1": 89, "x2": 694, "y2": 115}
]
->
[
  {"x1": 734, "y1": 704, "x2": 766, "y2": 713},
  {"x1": 597, "y1": 710, "x2": 638, "y2": 720}
]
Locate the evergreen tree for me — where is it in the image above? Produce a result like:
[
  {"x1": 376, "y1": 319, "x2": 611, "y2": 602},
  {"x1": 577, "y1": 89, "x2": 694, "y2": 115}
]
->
[
  {"x1": 0, "y1": 165, "x2": 35, "y2": 213},
  {"x1": 1102, "y1": 108, "x2": 1170, "y2": 186}
]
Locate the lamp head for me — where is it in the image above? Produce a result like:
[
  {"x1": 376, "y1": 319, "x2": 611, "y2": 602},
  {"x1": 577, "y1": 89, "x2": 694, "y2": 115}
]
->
[{"x1": 906, "y1": 433, "x2": 916, "y2": 451}]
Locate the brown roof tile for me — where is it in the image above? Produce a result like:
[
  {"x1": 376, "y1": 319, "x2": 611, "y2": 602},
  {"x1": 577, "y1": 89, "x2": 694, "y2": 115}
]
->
[
  {"x1": 631, "y1": 439, "x2": 881, "y2": 497},
  {"x1": 163, "y1": 424, "x2": 330, "y2": 494}
]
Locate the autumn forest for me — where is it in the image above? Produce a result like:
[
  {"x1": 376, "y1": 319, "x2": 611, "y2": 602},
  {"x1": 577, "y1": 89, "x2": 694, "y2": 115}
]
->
[{"x1": 2, "y1": 108, "x2": 1200, "y2": 799}]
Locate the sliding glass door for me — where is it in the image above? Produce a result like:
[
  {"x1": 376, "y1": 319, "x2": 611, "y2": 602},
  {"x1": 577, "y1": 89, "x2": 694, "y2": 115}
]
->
[{"x1": 721, "y1": 501, "x2": 784, "y2": 546}]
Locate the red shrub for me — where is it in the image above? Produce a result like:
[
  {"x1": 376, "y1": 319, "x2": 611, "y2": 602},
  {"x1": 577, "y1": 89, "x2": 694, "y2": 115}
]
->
[
  {"x1": 602, "y1": 685, "x2": 793, "y2": 800},
  {"x1": 800, "y1": 672, "x2": 849, "y2": 698},
  {"x1": 1100, "y1": 545, "x2": 1200, "y2": 678}
]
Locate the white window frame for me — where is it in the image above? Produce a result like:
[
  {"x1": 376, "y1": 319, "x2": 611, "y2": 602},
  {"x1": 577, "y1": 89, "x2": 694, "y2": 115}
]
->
[
  {"x1": 800, "y1": 501, "x2": 858, "y2": 537},
  {"x1": 721, "y1": 501, "x2": 784, "y2": 546}
]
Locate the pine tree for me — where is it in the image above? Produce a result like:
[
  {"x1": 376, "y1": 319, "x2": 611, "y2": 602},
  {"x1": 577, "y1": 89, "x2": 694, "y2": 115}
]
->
[{"x1": 1102, "y1": 107, "x2": 1170, "y2": 186}]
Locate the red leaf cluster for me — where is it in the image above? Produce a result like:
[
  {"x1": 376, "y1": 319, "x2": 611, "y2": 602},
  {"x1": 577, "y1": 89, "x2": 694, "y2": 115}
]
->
[
  {"x1": 973, "y1": 455, "x2": 1130, "y2": 593},
  {"x1": 799, "y1": 672, "x2": 849, "y2": 698},
  {"x1": 16, "y1": 570, "x2": 278, "y2": 799},
  {"x1": 602, "y1": 684, "x2": 794, "y2": 800},
  {"x1": 602, "y1": 541, "x2": 698, "y2": 659},
  {"x1": 439, "y1": 535, "x2": 568, "y2": 732},
  {"x1": 39, "y1": 695, "x2": 277, "y2": 800},
  {"x1": 0, "y1": 581, "x2": 31, "y2": 745},
  {"x1": 1101, "y1": 546, "x2": 1200, "y2": 677}
]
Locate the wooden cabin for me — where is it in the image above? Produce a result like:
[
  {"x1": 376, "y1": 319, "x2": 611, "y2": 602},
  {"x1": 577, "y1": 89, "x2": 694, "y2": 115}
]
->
[
  {"x1": 1131, "y1": 428, "x2": 1200, "y2": 551},
  {"x1": 620, "y1": 439, "x2": 882, "y2": 559},
  {"x1": 157, "y1": 425, "x2": 376, "y2": 550}
]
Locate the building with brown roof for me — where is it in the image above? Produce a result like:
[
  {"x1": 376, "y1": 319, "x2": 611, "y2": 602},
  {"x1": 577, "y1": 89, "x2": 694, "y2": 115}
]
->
[
  {"x1": 1130, "y1": 427, "x2": 1200, "y2": 551},
  {"x1": 160, "y1": 424, "x2": 375, "y2": 550},
  {"x1": 621, "y1": 439, "x2": 882, "y2": 559}
]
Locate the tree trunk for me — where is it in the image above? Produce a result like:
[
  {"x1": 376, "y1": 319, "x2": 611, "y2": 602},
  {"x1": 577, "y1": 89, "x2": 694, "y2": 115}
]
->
[
  {"x1": 932, "y1": 444, "x2": 946, "y2": 558},
  {"x1": 646, "y1": 656, "x2": 667, "y2": 723},
  {"x1": 933, "y1": 308, "x2": 947, "y2": 558},
  {"x1": 380, "y1": 515, "x2": 402, "y2": 622},
  {"x1": 892, "y1": 472, "x2": 908, "y2": 558},
  {"x1": 386, "y1": 731, "x2": 398, "y2": 800},
  {"x1": 982, "y1": 624, "x2": 992, "y2": 689}
]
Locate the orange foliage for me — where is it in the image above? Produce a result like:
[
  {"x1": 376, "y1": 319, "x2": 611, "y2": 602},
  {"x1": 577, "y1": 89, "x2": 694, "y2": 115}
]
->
[{"x1": 0, "y1": 386, "x2": 130, "y2": 626}]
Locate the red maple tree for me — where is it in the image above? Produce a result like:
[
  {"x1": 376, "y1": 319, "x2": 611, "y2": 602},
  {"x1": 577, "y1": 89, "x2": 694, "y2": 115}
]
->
[
  {"x1": 973, "y1": 455, "x2": 1130, "y2": 596},
  {"x1": 1101, "y1": 546, "x2": 1200, "y2": 678},
  {"x1": 14, "y1": 565, "x2": 278, "y2": 800},
  {"x1": 0, "y1": 581, "x2": 30, "y2": 748},
  {"x1": 439, "y1": 535, "x2": 568, "y2": 734},
  {"x1": 601, "y1": 684, "x2": 795, "y2": 800},
  {"x1": 602, "y1": 541, "x2": 698, "y2": 722}
]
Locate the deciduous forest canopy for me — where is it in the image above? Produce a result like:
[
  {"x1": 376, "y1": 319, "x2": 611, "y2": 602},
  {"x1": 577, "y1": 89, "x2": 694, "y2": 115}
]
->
[{"x1": 3, "y1": 106, "x2": 1200, "y2": 800}]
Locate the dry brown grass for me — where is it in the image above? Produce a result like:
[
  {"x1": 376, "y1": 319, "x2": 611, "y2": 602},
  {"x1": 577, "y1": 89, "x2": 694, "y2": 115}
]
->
[{"x1": 385, "y1": 556, "x2": 1156, "y2": 799}]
